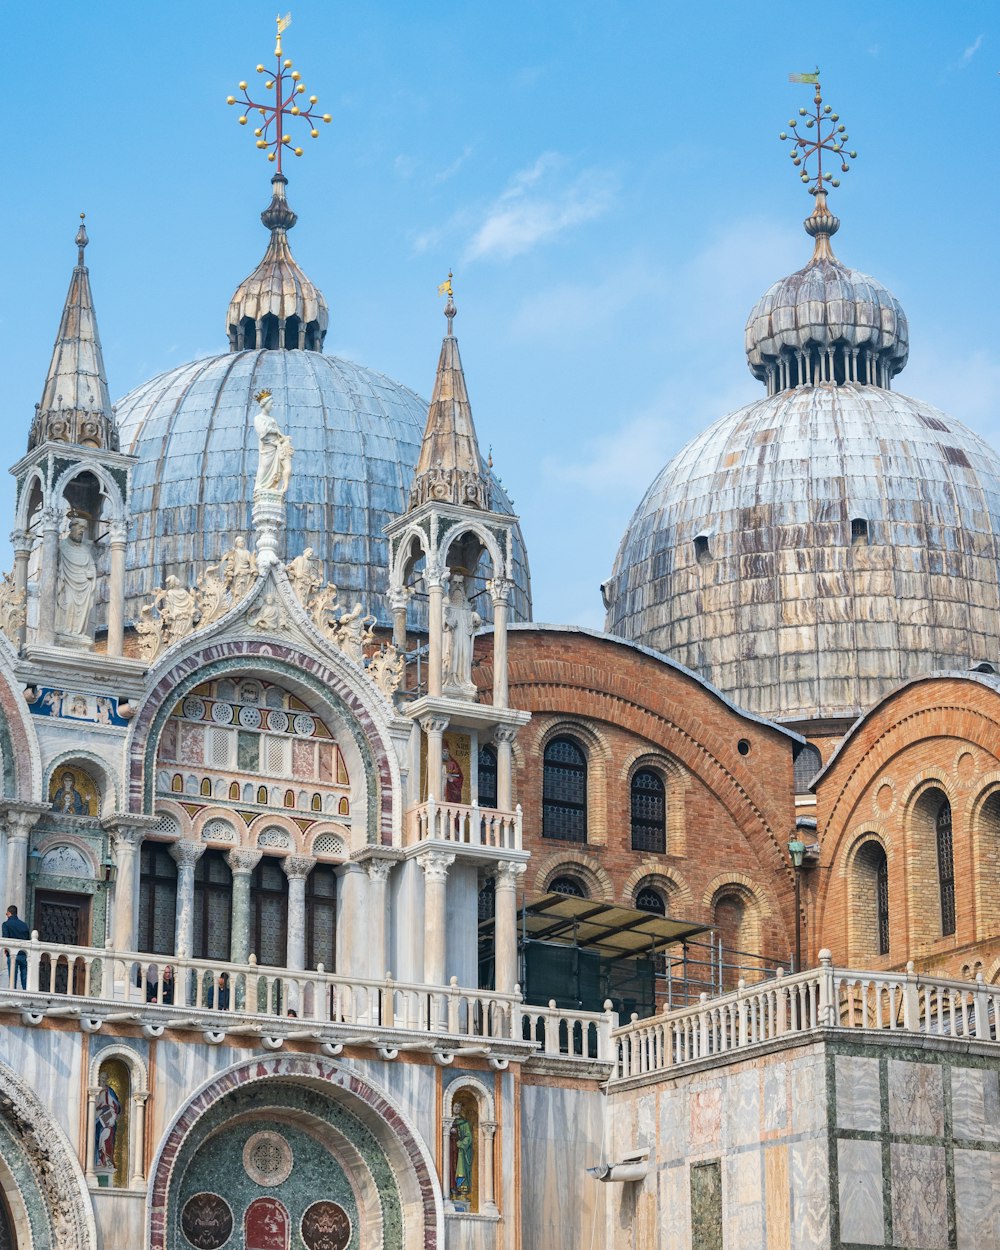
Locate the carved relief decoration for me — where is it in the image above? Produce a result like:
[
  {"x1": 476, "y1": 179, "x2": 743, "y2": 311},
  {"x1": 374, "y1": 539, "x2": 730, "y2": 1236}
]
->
[
  {"x1": 242, "y1": 1130, "x2": 294, "y2": 1187},
  {"x1": 180, "y1": 1193, "x2": 234, "y2": 1249},
  {"x1": 0, "y1": 572, "x2": 25, "y2": 643}
]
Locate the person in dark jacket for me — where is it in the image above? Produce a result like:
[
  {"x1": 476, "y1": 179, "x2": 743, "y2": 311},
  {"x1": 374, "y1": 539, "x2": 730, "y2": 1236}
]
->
[{"x1": 2, "y1": 905, "x2": 29, "y2": 989}]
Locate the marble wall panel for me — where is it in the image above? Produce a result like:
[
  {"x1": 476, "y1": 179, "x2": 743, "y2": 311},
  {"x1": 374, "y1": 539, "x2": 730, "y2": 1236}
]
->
[
  {"x1": 762, "y1": 1064, "x2": 788, "y2": 1134},
  {"x1": 890, "y1": 1143, "x2": 948, "y2": 1250},
  {"x1": 722, "y1": 1067, "x2": 760, "y2": 1149},
  {"x1": 92, "y1": 1190, "x2": 146, "y2": 1250},
  {"x1": 887, "y1": 1060, "x2": 944, "y2": 1138},
  {"x1": 790, "y1": 1137, "x2": 830, "y2": 1250},
  {"x1": 951, "y1": 1065, "x2": 1000, "y2": 1142},
  {"x1": 837, "y1": 1138, "x2": 884, "y2": 1245},
  {"x1": 764, "y1": 1144, "x2": 791, "y2": 1250},
  {"x1": 689, "y1": 1160, "x2": 722, "y2": 1250},
  {"x1": 954, "y1": 1147, "x2": 1000, "y2": 1250},
  {"x1": 444, "y1": 1215, "x2": 499, "y2": 1250},
  {"x1": 790, "y1": 1052, "x2": 828, "y2": 1134},
  {"x1": 834, "y1": 1055, "x2": 881, "y2": 1133},
  {"x1": 659, "y1": 1086, "x2": 688, "y2": 1164},
  {"x1": 0, "y1": 1025, "x2": 83, "y2": 1145},
  {"x1": 688, "y1": 1083, "x2": 722, "y2": 1148},
  {"x1": 659, "y1": 1163, "x2": 689, "y2": 1250},
  {"x1": 724, "y1": 1150, "x2": 763, "y2": 1247}
]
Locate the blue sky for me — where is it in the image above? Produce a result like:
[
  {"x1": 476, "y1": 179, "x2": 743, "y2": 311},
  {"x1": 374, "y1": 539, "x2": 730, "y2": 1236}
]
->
[{"x1": 5, "y1": 1, "x2": 1000, "y2": 626}]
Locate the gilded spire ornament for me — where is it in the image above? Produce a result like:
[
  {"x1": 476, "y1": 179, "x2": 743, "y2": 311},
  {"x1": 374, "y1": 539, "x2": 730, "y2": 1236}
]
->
[
  {"x1": 780, "y1": 73, "x2": 857, "y2": 194},
  {"x1": 226, "y1": 12, "x2": 332, "y2": 176}
]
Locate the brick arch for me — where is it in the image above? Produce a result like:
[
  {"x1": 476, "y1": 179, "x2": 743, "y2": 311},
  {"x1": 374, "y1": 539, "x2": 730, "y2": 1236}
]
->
[
  {"x1": 621, "y1": 864, "x2": 694, "y2": 914},
  {"x1": 619, "y1": 749, "x2": 688, "y2": 857},
  {"x1": 147, "y1": 1053, "x2": 443, "y2": 1250},
  {"x1": 840, "y1": 829, "x2": 892, "y2": 965},
  {"x1": 124, "y1": 642, "x2": 400, "y2": 845},
  {"x1": 968, "y1": 777, "x2": 1000, "y2": 942},
  {"x1": 533, "y1": 851, "x2": 613, "y2": 901},
  {"x1": 536, "y1": 717, "x2": 612, "y2": 846}
]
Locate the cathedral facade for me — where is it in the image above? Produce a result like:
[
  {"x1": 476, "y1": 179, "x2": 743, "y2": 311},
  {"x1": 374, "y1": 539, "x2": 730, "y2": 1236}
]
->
[{"x1": 0, "y1": 60, "x2": 999, "y2": 1250}]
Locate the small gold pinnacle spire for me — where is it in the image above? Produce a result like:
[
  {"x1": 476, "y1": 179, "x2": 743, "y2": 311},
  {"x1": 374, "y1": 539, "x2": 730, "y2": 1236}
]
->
[
  {"x1": 779, "y1": 74, "x2": 858, "y2": 196},
  {"x1": 439, "y1": 271, "x2": 456, "y2": 335}
]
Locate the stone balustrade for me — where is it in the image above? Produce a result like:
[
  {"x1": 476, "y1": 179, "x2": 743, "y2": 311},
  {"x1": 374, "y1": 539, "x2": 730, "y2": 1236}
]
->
[
  {"x1": 406, "y1": 798, "x2": 523, "y2": 851},
  {"x1": 0, "y1": 933, "x2": 615, "y2": 1061},
  {"x1": 612, "y1": 949, "x2": 1000, "y2": 1083}
]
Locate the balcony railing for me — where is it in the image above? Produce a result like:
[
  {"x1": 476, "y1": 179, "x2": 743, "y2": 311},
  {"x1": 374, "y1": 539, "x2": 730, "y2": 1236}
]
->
[
  {"x1": 406, "y1": 798, "x2": 522, "y2": 851},
  {"x1": 611, "y1": 949, "x2": 1000, "y2": 1083},
  {"x1": 0, "y1": 934, "x2": 611, "y2": 1062}
]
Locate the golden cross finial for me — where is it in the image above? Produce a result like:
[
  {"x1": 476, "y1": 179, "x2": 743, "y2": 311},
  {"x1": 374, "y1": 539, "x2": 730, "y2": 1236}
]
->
[
  {"x1": 780, "y1": 73, "x2": 857, "y2": 194},
  {"x1": 226, "y1": 14, "x2": 332, "y2": 177}
]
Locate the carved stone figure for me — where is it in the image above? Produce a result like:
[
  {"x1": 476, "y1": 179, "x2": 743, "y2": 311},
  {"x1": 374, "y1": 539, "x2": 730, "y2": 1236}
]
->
[
  {"x1": 196, "y1": 564, "x2": 229, "y2": 626},
  {"x1": 251, "y1": 593, "x2": 285, "y2": 633},
  {"x1": 136, "y1": 604, "x2": 165, "y2": 661},
  {"x1": 55, "y1": 517, "x2": 97, "y2": 639},
  {"x1": 94, "y1": 1081, "x2": 121, "y2": 1170},
  {"x1": 0, "y1": 571, "x2": 26, "y2": 642},
  {"x1": 442, "y1": 575, "x2": 481, "y2": 695},
  {"x1": 221, "y1": 537, "x2": 258, "y2": 602},
  {"x1": 368, "y1": 643, "x2": 405, "y2": 698},
  {"x1": 155, "y1": 576, "x2": 199, "y2": 642},
  {"x1": 253, "y1": 391, "x2": 294, "y2": 496},
  {"x1": 308, "y1": 583, "x2": 339, "y2": 634},
  {"x1": 286, "y1": 547, "x2": 322, "y2": 605},
  {"x1": 449, "y1": 1100, "x2": 474, "y2": 1200},
  {"x1": 335, "y1": 602, "x2": 375, "y2": 665}
]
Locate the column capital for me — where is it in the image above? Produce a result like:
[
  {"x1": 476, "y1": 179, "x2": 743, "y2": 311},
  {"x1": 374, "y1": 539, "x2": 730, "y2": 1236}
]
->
[
  {"x1": 424, "y1": 564, "x2": 449, "y2": 590},
  {"x1": 109, "y1": 826, "x2": 144, "y2": 852},
  {"x1": 108, "y1": 519, "x2": 128, "y2": 545},
  {"x1": 10, "y1": 529, "x2": 30, "y2": 555},
  {"x1": 493, "y1": 860, "x2": 527, "y2": 888},
  {"x1": 416, "y1": 850, "x2": 455, "y2": 883},
  {"x1": 39, "y1": 505, "x2": 62, "y2": 531},
  {"x1": 365, "y1": 858, "x2": 394, "y2": 885},
  {"x1": 388, "y1": 587, "x2": 411, "y2": 612},
  {"x1": 488, "y1": 576, "x2": 512, "y2": 606},
  {"x1": 168, "y1": 840, "x2": 207, "y2": 869},
  {"x1": 282, "y1": 854, "x2": 316, "y2": 882},
  {"x1": 226, "y1": 847, "x2": 262, "y2": 876},
  {"x1": 493, "y1": 725, "x2": 519, "y2": 747},
  {"x1": 0, "y1": 804, "x2": 48, "y2": 839},
  {"x1": 419, "y1": 715, "x2": 450, "y2": 736}
]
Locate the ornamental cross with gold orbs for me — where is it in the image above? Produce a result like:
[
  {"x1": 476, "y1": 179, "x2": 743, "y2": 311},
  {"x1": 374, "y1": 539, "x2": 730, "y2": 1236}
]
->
[
  {"x1": 779, "y1": 73, "x2": 858, "y2": 195},
  {"x1": 226, "y1": 13, "x2": 332, "y2": 176}
]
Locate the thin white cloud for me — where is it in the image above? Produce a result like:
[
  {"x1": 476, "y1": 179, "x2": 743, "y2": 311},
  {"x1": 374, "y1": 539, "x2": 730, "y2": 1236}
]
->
[
  {"x1": 464, "y1": 154, "x2": 616, "y2": 262},
  {"x1": 960, "y1": 34, "x2": 984, "y2": 65},
  {"x1": 433, "y1": 145, "x2": 474, "y2": 184}
]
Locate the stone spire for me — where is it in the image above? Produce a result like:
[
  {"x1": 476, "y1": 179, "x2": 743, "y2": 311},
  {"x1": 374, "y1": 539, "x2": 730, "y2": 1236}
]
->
[
  {"x1": 408, "y1": 289, "x2": 490, "y2": 512},
  {"x1": 226, "y1": 174, "x2": 328, "y2": 352},
  {"x1": 29, "y1": 216, "x2": 118, "y2": 452}
]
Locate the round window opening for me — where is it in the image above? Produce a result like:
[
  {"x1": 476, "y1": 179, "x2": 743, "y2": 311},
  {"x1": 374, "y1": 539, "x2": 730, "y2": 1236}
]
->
[
  {"x1": 737, "y1": 739, "x2": 751, "y2": 756},
  {"x1": 242, "y1": 1130, "x2": 294, "y2": 1186}
]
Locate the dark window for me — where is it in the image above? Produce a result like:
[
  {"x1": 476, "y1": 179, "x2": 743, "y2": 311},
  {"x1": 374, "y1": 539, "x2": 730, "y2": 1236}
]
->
[
  {"x1": 943, "y1": 446, "x2": 971, "y2": 468},
  {"x1": 936, "y1": 799, "x2": 956, "y2": 936},
  {"x1": 305, "y1": 865, "x2": 337, "y2": 972},
  {"x1": 138, "y1": 842, "x2": 178, "y2": 955},
  {"x1": 694, "y1": 534, "x2": 711, "y2": 565},
  {"x1": 478, "y1": 744, "x2": 498, "y2": 808},
  {"x1": 793, "y1": 744, "x2": 822, "y2": 793},
  {"x1": 876, "y1": 850, "x2": 890, "y2": 956},
  {"x1": 631, "y1": 769, "x2": 666, "y2": 852},
  {"x1": 250, "y1": 857, "x2": 289, "y2": 967},
  {"x1": 478, "y1": 876, "x2": 496, "y2": 921},
  {"x1": 635, "y1": 886, "x2": 666, "y2": 915},
  {"x1": 542, "y1": 737, "x2": 587, "y2": 842},
  {"x1": 193, "y1": 851, "x2": 232, "y2": 961},
  {"x1": 549, "y1": 875, "x2": 587, "y2": 898},
  {"x1": 851, "y1": 517, "x2": 869, "y2": 546}
]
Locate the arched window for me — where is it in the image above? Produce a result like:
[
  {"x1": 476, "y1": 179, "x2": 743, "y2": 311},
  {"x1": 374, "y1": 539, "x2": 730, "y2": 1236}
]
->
[
  {"x1": 630, "y1": 769, "x2": 665, "y2": 852},
  {"x1": 853, "y1": 840, "x2": 890, "y2": 958},
  {"x1": 250, "y1": 858, "x2": 288, "y2": 967},
  {"x1": 793, "y1": 744, "x2": 822, "y2": 794},
  {"x1": 305, "y1": 864, "x2": 337, "y2": 971},
  {"x1": 635, "y1": 886, "x2": 666, "y2": 915},
  {"x1": 193, "y1": 851, "x2": 232, "y2": 961},
  {"x1": 549, "y1": 875, "x2": 587, "y2": 899},
  {"x1": 138, "y1": 843, "x2": 177, "y2": 955},
  {"x1": 542, "y1": 737, "x2": 587, "y2": 842},
  {"x1": 936, "y1": 798, "x2": 956, "y2": 936},
  {"x1": 478, "y1": 744, "x2": 498, "y2": 808}
]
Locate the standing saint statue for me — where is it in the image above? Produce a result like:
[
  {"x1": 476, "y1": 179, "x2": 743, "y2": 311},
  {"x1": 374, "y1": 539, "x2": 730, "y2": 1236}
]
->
[
  {"x1": 449, "y1": 1100, "x2": 474, "y2": 1202},
  {"x1": 286, "y1": 547, "x2": 322, "y2": 606},
  {"x1": 221, "y1": 537, "x2": 258, "y2": 602},
  {"x1": 55, "y1": 517, "x2": 97, "y2": 639},
  {"x1": 442, "y1": 575, "x2": 481, "y2": 696},
  {"x1": 94, "y1": 1080, "x2": 122, "y2": 1171},
  {"x1": 253, "y1": 390, "x2": 294, "y2": 495}
]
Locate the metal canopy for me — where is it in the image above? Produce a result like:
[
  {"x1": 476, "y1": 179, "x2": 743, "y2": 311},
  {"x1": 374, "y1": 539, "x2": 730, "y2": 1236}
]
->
[{"x1": 506, "y1": 893, "x2": 710, "y2": 960}]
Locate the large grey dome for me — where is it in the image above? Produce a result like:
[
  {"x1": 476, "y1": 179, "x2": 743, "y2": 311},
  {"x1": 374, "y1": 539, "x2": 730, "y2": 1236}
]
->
[
  {"x1": 604, "y1": 385, "x2": 1000, "y2": 723},
  {"x1": 111, "y1": 349, "x2": 532, "y2": 630}
]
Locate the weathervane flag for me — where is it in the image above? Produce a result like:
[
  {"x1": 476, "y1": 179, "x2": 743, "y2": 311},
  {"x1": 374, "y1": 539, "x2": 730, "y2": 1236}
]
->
[
  {"x1": 789, "y1": 69, "x2": 821, "y2": 84},
  {"x1": 438, "y1": 276, "x2": 453, "y2": 298}
]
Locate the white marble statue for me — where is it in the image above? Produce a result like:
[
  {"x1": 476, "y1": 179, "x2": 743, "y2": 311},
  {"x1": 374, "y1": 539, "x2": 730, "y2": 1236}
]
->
[
  {"x1": 368, "y1": 642, "x2": 406, "y2": 699},
  {"x1": 442, "y1": 575, "x2": 481, "y2": 694},
  {"x1": 154, "y1": 576, "x2": 199, "y2": 643},
  {"x1": 221, "y1": 537, "x2": 258, "y2": 602},
  {"x1": 55, "y1": 517, "x2": 97, "y2": 638},
  {"x1": 253, "y1": 390, "x2": 294, "y2": 495},
  {"x1": 286, "y1": 547, "x2": 322, "y2": 606},
  {"x1": 335, "y1": 602, "x2": 376, "y2": 665},
  {"x1": 0, "y1": 571, "x2": 26, "y2": 642}
]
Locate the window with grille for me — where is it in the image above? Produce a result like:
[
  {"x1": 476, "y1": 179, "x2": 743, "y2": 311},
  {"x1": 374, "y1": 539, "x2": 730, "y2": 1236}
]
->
[
  {"x1": 251, "y1": 858, "x2": 289, "y2": 967},
  {"x1": 631, "y1": 769, "x2": 666, "y2": 852},
  {"x1": 936, "y1": 799, "x2": 956, "y2": 936},
  {"x1": 542, "y1": 737, "x2": 587, "y2": 842},
  {"x1": 478, "y1": 744, "x2": 498, "y2": 808},
  {"x1": 793, "y1": 744, "x2": 822, "y2": 794},
  {"x1": 208, "y1": 727, "x2": 231, "y2": 768},
  {"x1": 635, "y1": 886, "x2": 666, "y2": 915},
  {"x1": 264, "y1": 734, "x2": 290, "y2": 776},
  {"x1": 193, "y1": 851, "x2": 232, "y2": 961},
  {"x1": 138, "y1": 843, "x2": 178, "y2": 955},
  {"x1": 875, "y1": 849, "x2": 890, "y2": 955},
  {"x1": 549, "y1": 875, "x2": 587, "y2": 898},
  {"x1": 306, "y1": 866, "x2": 337, "y2": 971}
]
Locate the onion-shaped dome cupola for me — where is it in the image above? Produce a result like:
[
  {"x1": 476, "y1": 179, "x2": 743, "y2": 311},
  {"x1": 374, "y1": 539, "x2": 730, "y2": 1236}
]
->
[
  {"x1": 225, "y1": 174, "x2": 329, "y2": 351},
  {"x1": 29, "y1": 216, "x2": 119, "y2": 452}
]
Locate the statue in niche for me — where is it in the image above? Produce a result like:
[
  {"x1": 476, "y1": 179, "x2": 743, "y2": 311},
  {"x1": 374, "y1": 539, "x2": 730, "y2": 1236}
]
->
[
  {"x1": 442, "y1": 574, "x2": 481, "y2": 695},
  {"x1": 286, "y1": 547, "x2": 322, "y2": 605},
  {"x1": 335, "y1": 602, "x2": 375, "y2": 665},
  {"x1": 442, "y1": 746, "x2": 464, "y2": 804},
  {"x1": 221, "y1": 537, "x2": 258, "y2": 602},
  {"x1": 449, "y1": 1098, "x2": 474, "y2": 1203},
  {"x1": 55, "y1": 516, "x2": 97, "y2": 639},
  {"x1": 94, "y1": 1080, "x2": 121, "y2": 1170},
  {"x1": 252, "y1": 390, "x2": 293, "y2": 496}
]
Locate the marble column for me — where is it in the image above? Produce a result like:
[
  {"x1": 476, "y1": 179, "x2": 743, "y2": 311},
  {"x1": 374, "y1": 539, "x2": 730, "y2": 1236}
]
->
[
  {"x1": 418, "y1": 850, "x2": 455, "y2": 987},
  {"x1": 481, "y1": 1120, "x2": 499, "y2": 1213},
  {"x1": 84, "y1": 1086, "x2": 100, "y2": 1185},
  {"x1": 110, "y1": 826, "x2": 144, "y2": 952},
  {"x1": 11, "y1": 530, "x2": 30, "y2": 648},
  {"x1": 129, "y1": 1091, "x2": 149, "y2": 1188},
  {"x1": 493, "y1": 860, "x2": 526, "y2": 995},
  {"x1": 490, "y1": 578, "x2": 511, "y2": 710},
  {"x1": 365, "y1": 859, "x2": 393, "y2": 979},
  {"x1": 426, "y1": 566, "x2": 446, "y2": 698},
  {"x1": 226, "y1": 849, "x2": 262, "y2": 964},
  {"x1": 389, "y1": 589, "x2": 410, "y2": 652},
  {"x1": 35, "y1": 506, "x2": 61, "y2": 648},
  {"x1": 169, "y1": 842, "x2": 206, "y2": 960},
  {"x1": 283, "y1": 856, "x2": 316, "y2": 972},
  {"x1": 420, "y1": 715, "x2": 449, "y2": 804},
  {"x1": 106, "y1": 520, "x2": 127, "y2": 658},
  {"x1": 494, "y1": 726, "x2": 517, "y2": 811},
  {"x1": 3, "y1": 811, "x2": 41, "y2": 916}
]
